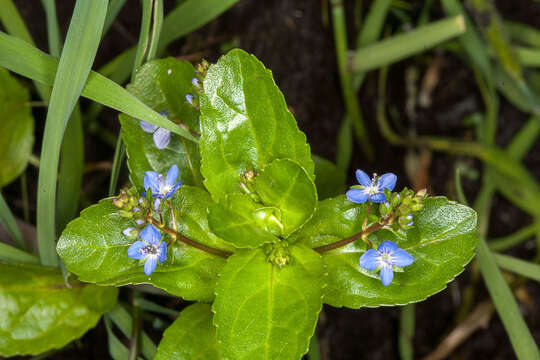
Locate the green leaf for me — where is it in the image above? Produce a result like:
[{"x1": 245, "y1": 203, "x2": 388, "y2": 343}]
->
[
  {"x1": 0, "y1": 68, "x2": 34, "y2": 187},
  {"x1": 120, "y1": 58, "x2": 202, "y2": 189},
  {"x1": 0, "y1": 262, "x2": 118, "y2": 356},
  {"x1": 213, "y1": 246, "x2": 324, "y2": 360},
  {"x1": 57, "y1": 186, "x2": 229, "y2": 301},
  {"x1": 296, "y1": 196, "x2": 477, "y2": 308},
  {"x1": 208, "y1": 193, "x2": 278, "y2": 248},
  {"x1": 199, "y1": 49, "x2": 314, "y2": 201},
  {"x1": 155, "y1": 303, "x2": 219, "y2": 360},
  {"x1": 254, "y1": 159, "x2": 317, "y2": 237},
  {"x1": 312, "y1": 155, "x2": 346, "y2": 200}
]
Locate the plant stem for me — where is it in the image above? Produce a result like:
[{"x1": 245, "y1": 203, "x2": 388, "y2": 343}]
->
[
  {"x1": 167, "y1": 199, "x2": 177, "y2": 232},
  {"x1": 145, "y1": 216, "x2": 231, "y2": 257},
  {"x1": 313, "y1": 214, "x2": 395, "y2": 253}
]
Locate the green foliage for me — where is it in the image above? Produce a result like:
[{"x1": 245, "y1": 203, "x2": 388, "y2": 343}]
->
[
  {"x1": 213, "y1": 246, "x2": 324, "y2": 360},
  {"x1": 57, "y1": 186, "x2": 228, "y2": 301},
  {"x1": 312, "y1": 155, "x2": 346, "y2": 200},
  {"x1": 199, "y1": 49, "x2": 314, "y2": 201},
  {"x1": 0, "y1": 262, "x2": 117, "y2": 356},
  {"x1": 155, "y1": 303, "x2": 218, "y2": 360},
  {"x1": 0, "y1": 68, "x2": 34, "y2": 187},
  {"x1": 121, "y1": 58, "x2": 202, "y2": 188},
  {"x1": 295, "y1": 196, "x2": 477, "y2": 308}
]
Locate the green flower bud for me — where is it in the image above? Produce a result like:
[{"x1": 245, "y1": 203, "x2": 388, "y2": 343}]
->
[{"x1": 254, "y1": 207, "x2": 284, "y2": 237}]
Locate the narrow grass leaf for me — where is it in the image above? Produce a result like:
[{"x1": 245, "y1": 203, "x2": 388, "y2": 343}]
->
[
  {"x1": 103, "y1": 0, "x2": 128, "y2": 35},
  {"x1": 0, "y1": 0, "x2": 33, "y2": 44},
  {"x1": 0, "y1": 242, "x2": 38, "y2": 264},
  {"x1": 494, "y1": 253, "x2": 540, "y2": 282},
  {"x1": 40, "y1": 0, "x2": 62, "y2": 57},
  {"x1": 506, "y1": 21, "x2": 540, "y2": 48},
  {"x1": 133, "y1": 0, "x2": 153, "y2": 77},
  {"x1": 489, "y1": 222, "x2": 540, "y2": 252},
  {"x1": 399, "y1": 304, "x2": 415, "y2": 360},
  {"x1": 0, "y1": 32, "x2": 197, "y2": 142},
  {"x1": 36, "y1": 0, "x2": 108, "y2": 267},
  {"x1": 351, "y1": 15, "x2": 466, "y2": 73},
  {"x1": 0, "y1": 193, "x2": 24, "y2": 249}
]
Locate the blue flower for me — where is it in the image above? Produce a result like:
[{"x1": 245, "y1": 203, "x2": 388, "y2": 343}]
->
[
  {"x1": 143, "y1": 165, "x2": 182, "y2": 202},
  {"x1": 185, "y1": 94, "x2": 195, "y2": 105},
  {"x1": 360, "y1": 241, "x2": 413, "y2": 286},
  {"x1": 346, "y1": 170, "x2": 397, "y2": 204},
  {"x1": 127, "y1": 225, "x2": 167, "y2": 275},
  {"x1": 139, "y1": 110, "x2": 171, "y2": 149}
]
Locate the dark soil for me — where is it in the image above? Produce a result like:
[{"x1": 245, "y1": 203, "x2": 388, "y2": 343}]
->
[{"x1": 5, "y1": 0, "x2": 540, "y2": 359}]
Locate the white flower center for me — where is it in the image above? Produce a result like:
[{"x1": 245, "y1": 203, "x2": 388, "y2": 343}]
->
[
  {"x1": 140, "y1": 244, "x2": 160, "y2": 257},
  {"x1": 364, "y1": 183, "x2": 380, "y2": 195},
  {"x1": 379, "y1": 251, "x2": 394, "y2": 268}
]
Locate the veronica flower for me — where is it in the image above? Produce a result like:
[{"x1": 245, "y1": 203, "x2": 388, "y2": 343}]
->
[
  {"x1": 127, "y1": 225, "x2": 167, "y2": 275},
  {"x1": 143, "y1": 165, "x2": 182, "y2": 209},
  {"x1": 346, "y1": 169, "x2": 397, "y2": 204},
  {"x1": 139, "y1": 110, "x2": 171, "y2": 149},
  {"x1": 360, "y1": 241, "x2": 414, "y2": 286}
]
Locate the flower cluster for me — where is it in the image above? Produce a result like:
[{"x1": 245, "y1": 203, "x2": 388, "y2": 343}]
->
[
  {"x1": 120, "y1": 165, "x2": 183, "y2": 275},
  {"x1": 346, "y1": 169, "x2": 422, "y2": 286}
]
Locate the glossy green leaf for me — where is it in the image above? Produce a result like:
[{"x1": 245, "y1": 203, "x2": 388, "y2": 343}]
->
[
  {"x1": 213, "y1": 246, "x2": 324, "y2": 360},
  {"x1": 155, "y1": 303, "x2": 219, "y2": 360},
  {"x1": 254, "y1": 159, "x2": 317, "y2": 237},
  {"x1": 199, "y1": 49, "x2": 314, "y2": 201},
  {"x1": 296, "y1": 196, "x2": 477, "y2": 308},
  {"x1": 57, "y1": 186, "x2": 229, "y2": 301},
  {"x1": 121, "y1": 58, "x2": 202, "y2": 188},
  {"x1": 0, "y1": 262, "x2": 118, "y2": 356},
  {"x1": 208, "y1": 193, "x2": 278, "y2": 248},
  {"x1": 0, "y1": 68, "x2": 34, "y2": 187},
  {"x1": 312, "y1": 155, "x2": 346, "y2": 200}
]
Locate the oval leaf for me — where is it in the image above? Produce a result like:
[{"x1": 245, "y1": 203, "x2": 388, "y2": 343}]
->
[
  {"x1": 121, "y1": 58, "x2": 202, "y2": 189},
  {"x1": 213, "y1": 245, "x2": 324, "y2": 360},
  {"x1": 0, "y1": 262, "x2": 117, "y2": 356},
  {"x1": 155, "y1": 303, "x2": 219, "y2": 360},
  {"x1": 295, "y1": 196, "x2": 477, "y2": 308},
  {"x1": 57, "y1": 186, "x2": 228, "y2": 301},
  {"x1": 199, "y1": 49, "x2": 314, "y2": 201},
  {"x1": 254, "y1": 159, "x2": 317, "y2": 237},
  {"x1": 0, "y1": 68, "x2": 34, "y2": 187}
]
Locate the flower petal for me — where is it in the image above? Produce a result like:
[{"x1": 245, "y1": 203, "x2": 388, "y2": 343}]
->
[
  {"x1": 144, "y1": 171, "x2": 160, "y2": 193},
  {"x1": 139, "y1": 120, "x2": 157, "y2": 133},
  {"x1": 153, "y1": 128, "x2": 171, "y2": 149},
  {"x1": 355, "y1": 169, "x2": 372, "y2": 187},
  {"x1": 346, "y1": 189, "x2": 369, "y2": 204},
  {"x1": 127, "y1": 241, "x2": 146, "y2": 260},
  {"x1": 153, "y1": 198, "x2": 161, "y2": 211},
  {"x1": 378, "y1": 240, "x2": 398, "y2": 253},
  {"x1": 158, "y1": 242, "x2": 167, "y2": 263},
  {"x1": 378, "y1": 173, "x2": 397, "y2": 191},
  {"x1": 392, "y1": 248, "x2": 414, "y2": 267},
  {"x1": 122, "y1": 227, "x2": 136, "y2": 237},
  {"x1": 369, "y1": 193, "x2": 387, "y2": 203},
  {"x1": 144, "y1": 256, "x2": 158, "y2": 276},
  {"x1": 380, "y1": 266, "x2": 394, "y2": 286},
  {"x1": 140, "y1": 225, "x2": 161, "y2": 245},
  {"x1": 359, "y1": 249, "x2": 381, "y2": 271},
  {"x1": 165, "y1": 165, "x2": 179, "y2": 187}
]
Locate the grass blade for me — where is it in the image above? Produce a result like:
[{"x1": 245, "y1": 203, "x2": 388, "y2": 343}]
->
[
  {"x1": 0, "y1": 242, "x2": 39, "y2": 264},
  {"x1": 0, "y1": 0, "x2": 33, "y2": 44},
  {"x1": 133, "y1": 0, "x2": 153, "y2": 77},
  {"x1": 489, "y1": 222, "x2": 540, "y2": 252},
  {"x1": 399, "y1": 304, "x2": 415, "y2": 360},
  {"x1": 357, "y1": 0, "x2": 392, "y2": 47},
  {"x1": 104, "y1": 316, "x2": 133, "y2": 360},
  {"x1": 56, "y1": 105, "x2": 84, "y2": 233},
  {"x1": 506, "y1": 21, "x2": 540, "y2": 48},
  {"x1": 476, "y1": 238, "x2": 540, "y2": 359},
  {"x1": 351, "y1": 15, "x2": 466, "y2": 74},
  {"x1": 108, "y1": 304, "x2": 157, "y2": 360},
  {"x1": 104, "y1": 0, "x2": 128, "y2": 35},
  {"x1": 515, "y1": 46, "x2": 540, "y2": 68},
  {"x1": 0, "y1": 193, "x2": 24, "y2": 249},
  {"x1": 330, "y1": 0, "x2": 373, "y2": 160},
  {"x1": 146, "y1": 0, "x2": 163, "y2": 62},
  {"x1": 40, "y1": 0, "x2": 62, "y2": 57},
  {"x1": 494, "y1": 253, "x2": 540, "y2": 282},
  {"x1": 36, "y1": 0, "x2": 108, "y2": 267},
  {"x1": 0, "y1": 32, "x2": 197, "y2": 142},
  {"x1": 108, "y1": 131, "x2": 126, "y2": 196}
]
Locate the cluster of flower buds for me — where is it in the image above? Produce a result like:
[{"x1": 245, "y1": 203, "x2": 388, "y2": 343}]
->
[
  {"x1": 186, "y1": 60, "x2": 210, "y2": 109},
  {"x1": 113, "y1": 188, "x2": 150, "y2": 226},
  {"x1": 239, "y1": 170, "x2": 261, "y2": 202},
  {"x1": 380, "y1": 187, "x2": 427, "y2": 230},
  {"x1": 264, "y1": 240, "x2": 290, "y2": 268}
]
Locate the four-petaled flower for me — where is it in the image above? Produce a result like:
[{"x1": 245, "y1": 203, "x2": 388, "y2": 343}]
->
[
  {"x1": 346, "y1": 169, "x2": 397, "y2": 204},
  {"x1": 144, "y1": 165, "x2": 182, "y2": 210},
  {"x1": 360, "y1": 241, "x2": 414, "y2": 286},
  {"x1": 139, "y1": 110, "x2": 171, "y2": 149},
  {"x1": 127, "y1": 225, "x2": 167, "y2": 275}
]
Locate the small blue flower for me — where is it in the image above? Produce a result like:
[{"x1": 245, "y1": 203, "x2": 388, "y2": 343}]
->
[
  {"x1": 127, "y1": 225, "x2": 167, "y2": 275},
  {"x1": 122, "y1": 227, "x2": 139, "y2": 238},
  {"x1": 346, "y1": 169, "x2": 397, "y2": 204},
  {"x1": 139, "y1": 111, "x2": 171, "y2": 149},
  {"x1": 186, "y1": 94, "x2": 195, "y2": 105},
  {"x1": 192, "y1": 77, "x2": 200, "y2": 89},
  {"x1": 360, "y1": 241, "x2": 413, "y2": 286},
  {"x1": 144, "y1": 165, "x2": 182, "y2": 202}
]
